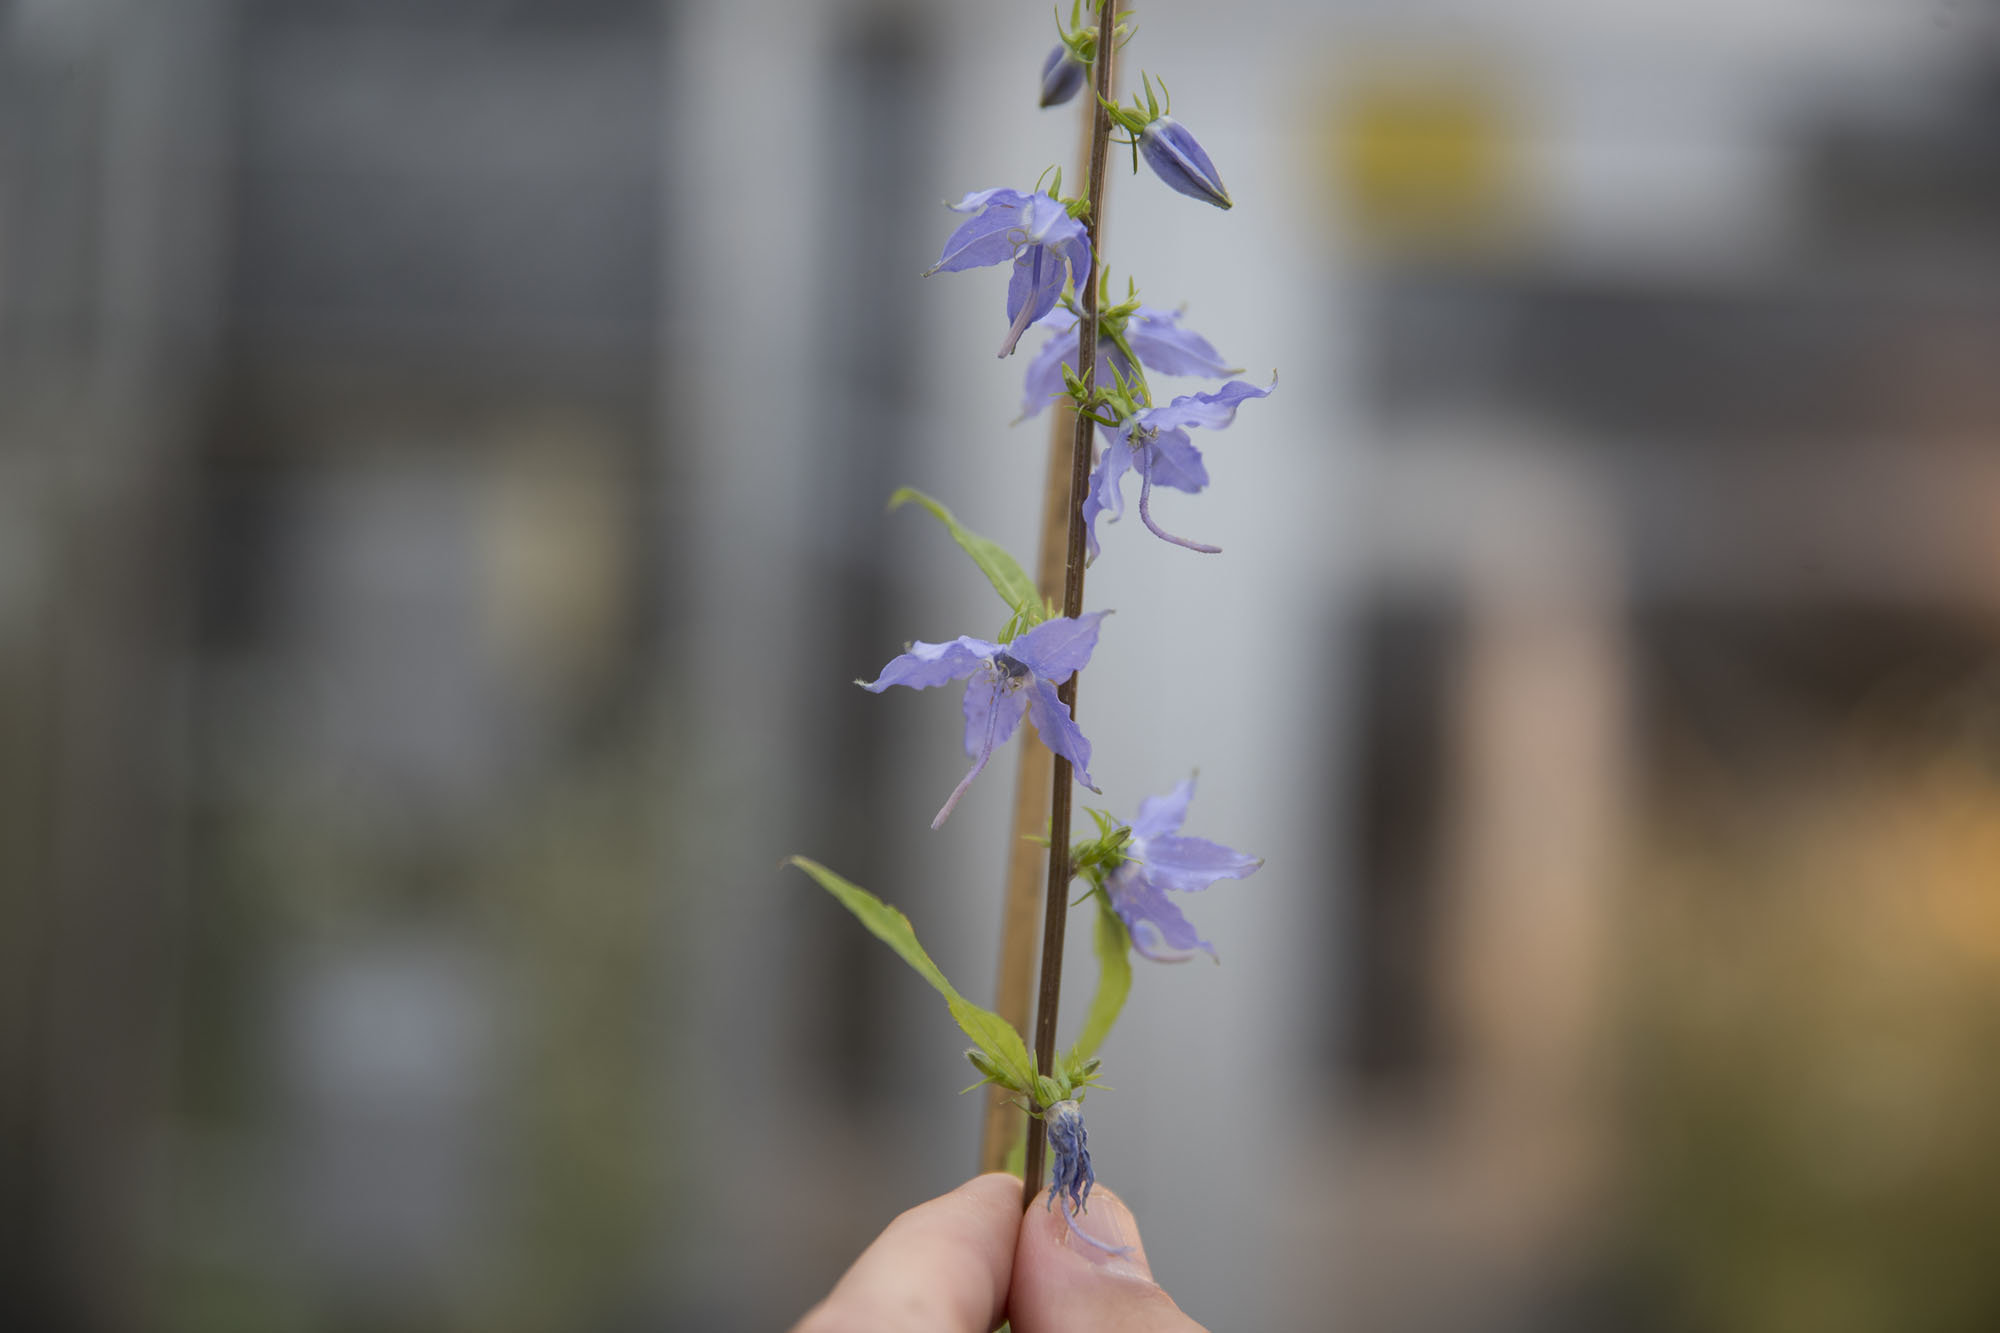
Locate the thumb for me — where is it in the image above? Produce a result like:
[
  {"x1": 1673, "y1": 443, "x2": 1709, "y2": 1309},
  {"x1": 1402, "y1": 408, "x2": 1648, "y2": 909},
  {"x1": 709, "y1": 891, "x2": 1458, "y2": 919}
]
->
[{"x1": 1007, "y1": 1185, "x2": 1209, "y2": 1333}]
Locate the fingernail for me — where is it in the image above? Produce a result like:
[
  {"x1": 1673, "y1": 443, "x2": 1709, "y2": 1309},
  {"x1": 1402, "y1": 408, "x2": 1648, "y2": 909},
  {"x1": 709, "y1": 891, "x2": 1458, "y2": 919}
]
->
[{"x1": 1061, "y1": 1188, "x2": 1152, "y2": 1282}]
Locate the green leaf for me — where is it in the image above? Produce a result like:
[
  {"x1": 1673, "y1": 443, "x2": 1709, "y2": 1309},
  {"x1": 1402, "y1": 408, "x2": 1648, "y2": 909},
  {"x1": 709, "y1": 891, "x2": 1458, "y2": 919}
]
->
[
  {"x1": 1065, "y1": 895, "x2": 1133, "y2": 1065},
  {"x1": 888, "y1": 488, "x2": 1041, "y2": 627},
  {"x1": 788, "y1": 856, "x2": 1038, "y2": 1093}
]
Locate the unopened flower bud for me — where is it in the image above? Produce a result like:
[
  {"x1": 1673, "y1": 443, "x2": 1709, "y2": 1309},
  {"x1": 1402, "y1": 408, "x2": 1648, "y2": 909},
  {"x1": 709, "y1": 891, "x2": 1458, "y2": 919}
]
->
[
  {"x1": 1039, "y1": 44, "x2": 1088, "y2": 108},
  {"x1": 967, "y1": 1048, "x2": 1010, "y2": 1087},
  {"x1": 1139, "y1": 116, "x2": 1232, "y2": 210}
]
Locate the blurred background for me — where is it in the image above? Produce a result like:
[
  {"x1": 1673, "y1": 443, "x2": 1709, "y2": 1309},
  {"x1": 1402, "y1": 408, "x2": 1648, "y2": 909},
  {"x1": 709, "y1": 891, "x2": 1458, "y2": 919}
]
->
[{"x1": 6, "y1": 0, "x2": 2000, "y2": 1329}]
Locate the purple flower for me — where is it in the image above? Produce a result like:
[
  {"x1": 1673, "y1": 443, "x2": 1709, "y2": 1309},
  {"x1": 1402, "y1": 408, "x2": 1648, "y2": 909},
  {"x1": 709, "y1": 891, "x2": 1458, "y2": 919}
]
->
[
  {"x1": 859, "y1": 612, "x2": 1108, "y2": 828},
  {"x1": 1045, "y1": 1099, "x2": 1130, "y2": 1254},
  {"x1": 1139, "y1": 116, "x2": 1231, "y2": 210},
  {"x1": 1019, "y1": 305, "x2": 1235, "y2": 421},
  {"x1": 1039, "y1": 45, "x2": 1088, "y2": 108},
  {"x1": 1083, "y1": 378, "x2": 1273, "y2": 559},
  {"x1": 927, "y1": 189, "x2": 1093, "y2": 358},
  {"x1": 1107, "y1": 778, "x2": 1262, "y2": 962}
]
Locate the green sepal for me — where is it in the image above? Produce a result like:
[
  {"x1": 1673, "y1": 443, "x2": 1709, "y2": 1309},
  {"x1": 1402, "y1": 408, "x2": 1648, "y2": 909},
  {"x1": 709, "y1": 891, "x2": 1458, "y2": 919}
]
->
[
  {"x1": 887, "y1": 488, "x2": 1043, "y2": 631},
  {"x1": 1065, "y1": 892, "x2": 1133, "y2": 1065},
  {"x1": 1070, "y1": 815, "x2": 1133, "y2": 885},
  {"x1": 788, "y1": 857, "x2": 1038, "y2": 1095}
]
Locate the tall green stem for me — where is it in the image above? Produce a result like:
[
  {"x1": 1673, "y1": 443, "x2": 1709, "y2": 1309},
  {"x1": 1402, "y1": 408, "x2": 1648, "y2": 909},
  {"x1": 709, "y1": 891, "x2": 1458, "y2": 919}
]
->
[{"x1": 1021, "y1": 0, "x2": 1121, "y2": 1211}]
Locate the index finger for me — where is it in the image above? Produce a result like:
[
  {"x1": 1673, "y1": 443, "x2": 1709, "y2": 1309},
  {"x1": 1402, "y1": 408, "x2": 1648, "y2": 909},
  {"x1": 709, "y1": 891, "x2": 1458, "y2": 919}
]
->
[{"x1": 793, "y1": 1173, "x2": 1022, "y2": 1333}]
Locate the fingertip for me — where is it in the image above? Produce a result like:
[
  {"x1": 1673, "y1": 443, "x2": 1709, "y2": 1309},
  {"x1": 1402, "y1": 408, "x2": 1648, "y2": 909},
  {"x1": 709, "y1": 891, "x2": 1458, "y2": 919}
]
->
[
  {"x1": 795, "y1": 1174, "x2": 1022, "y2": 1333},
  {"x1": 958, "y1": 1170, "x2": 1031, "y2": 1219},
  {"x1": 1022, "y1": 1184, "x2": 1152, "y2": 1279},
  {"x1": 1010, "y1": 1184, "x2": 1206, "y2": 1330}
]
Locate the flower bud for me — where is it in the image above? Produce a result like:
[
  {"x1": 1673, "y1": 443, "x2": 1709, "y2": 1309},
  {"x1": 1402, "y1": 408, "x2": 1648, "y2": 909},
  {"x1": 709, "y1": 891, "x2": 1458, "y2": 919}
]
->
[
  {"x1": 1139, "y1": 116, "x2": 1232, "y2": 210},
  {"x1": 1040, "y1": 45, "x2": 1089, "y2": 108},
  {"x1": 966, "y1": 1047, "x2": 1011, "y2": 1088}
]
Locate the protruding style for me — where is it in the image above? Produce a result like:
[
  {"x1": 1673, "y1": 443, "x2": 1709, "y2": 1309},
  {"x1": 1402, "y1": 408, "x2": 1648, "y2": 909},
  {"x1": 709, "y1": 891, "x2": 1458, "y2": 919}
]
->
[
  {"x1": 1084, "y1": 378, "x2": 1275, "y2": 558},
  {"x1": 928, "y1": 189, "x2": 1093, "y2": 358},
  {"x1": 859, "y1": 612, "x2": 1110, "y2": 827}
]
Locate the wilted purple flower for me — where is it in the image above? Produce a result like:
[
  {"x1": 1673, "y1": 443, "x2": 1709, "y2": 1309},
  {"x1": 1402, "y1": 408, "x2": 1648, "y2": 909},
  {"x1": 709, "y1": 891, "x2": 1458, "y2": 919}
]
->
[
  {"x1": 1019, "y1": 305, "x2": 1234, "y2": 421},
  {"x1": 1045, "y1": 1099, "x2": 1130, "y2": 1254},
  {"x1": 860, "y1": 612, "x2": 1108, "y2": 828},
  {"x1": 1107, "y1": 778, "x2": 1263, "y2": 962},
  {"x1": 927, "y1": 189, "x2": 1093, "y2": 358},
  {"x1": 1140, "y1": 115, "x2": 1232, "y2": 210},
  {"x1": 1039, "y1": 44, "x2": 1088, "y2": 108},
  {"x1": 1083, "y1": 378, "x2": 1274, "y2": 559}
]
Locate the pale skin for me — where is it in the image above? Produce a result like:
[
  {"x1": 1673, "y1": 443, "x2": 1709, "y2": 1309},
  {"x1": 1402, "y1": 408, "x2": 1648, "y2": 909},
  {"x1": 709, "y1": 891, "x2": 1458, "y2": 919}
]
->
[{"x1": 794, "y1": 1174, "x2": 1209, "y2": 1333}]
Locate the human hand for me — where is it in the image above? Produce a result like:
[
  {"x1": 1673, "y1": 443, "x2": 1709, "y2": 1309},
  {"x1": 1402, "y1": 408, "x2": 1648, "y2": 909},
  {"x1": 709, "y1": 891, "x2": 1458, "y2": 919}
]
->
[{"x1": 793, "y1": 1172, "x2": 1208, "y2": 1333}]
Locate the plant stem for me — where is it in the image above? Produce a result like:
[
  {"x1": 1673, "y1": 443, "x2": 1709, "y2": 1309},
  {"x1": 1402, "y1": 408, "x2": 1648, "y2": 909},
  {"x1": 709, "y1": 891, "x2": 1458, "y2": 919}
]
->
[
  {"x1": 1021, "y1": 0, "x2": 1121, "y2": 1211},
  {"x1": 978, "y1": 46, "x2": 1108, "y2": 1182}
]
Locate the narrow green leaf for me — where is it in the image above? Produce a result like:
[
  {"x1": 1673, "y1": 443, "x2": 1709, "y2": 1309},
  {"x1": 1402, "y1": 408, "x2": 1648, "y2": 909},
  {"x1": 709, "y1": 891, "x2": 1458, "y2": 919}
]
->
[
  {"x1": 788, "y1": 856, "x2": 1037, "y2": 1092},
  {"x1": 1066, "y1": 895, "x2": 1133, "y2": 1065},
  {"x1": 888, "y1": 488, "x2": 1041, "y2": 626}
]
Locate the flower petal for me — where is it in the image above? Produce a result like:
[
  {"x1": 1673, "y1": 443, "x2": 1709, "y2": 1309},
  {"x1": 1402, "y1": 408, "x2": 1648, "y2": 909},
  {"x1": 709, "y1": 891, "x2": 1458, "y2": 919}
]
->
[
  {"x1": 1019, "y1": 313, "x2": 1080, "y2": 418},
  {"x1": 962, "y1": 670, "x2": 1028, "y2": 758},
  {"x1": 1018, "y1": 192, "x2": 1077, "y2": 246},
  {"x1": 928, "y1": 191, "x2": 1031, "y2": 274},
  {"x1": 1124, "y1": 306, "x2": 1233, "y2": 378},
  {"x1": 1107, "y1": 867, "x2": 1216, "y2": 962},
  {"x1": 1081, "y1": 432, "x2": 1133, "y2": 562},
  {"x1": 1010, "y1": 610, "x2": 1109, "y2": 683},
  {"x1": 947, "y1": 187, "x2": 1024, "y2": 214},
  {"x1": 1144, "y1": 428, "x2": 1209, "y2": 494},
  {"x1": 1129, "y1": 778, "x2": 1196, "y2": 841},
  {"x1": 1023, "y1": 678, "x2": 1097, "y2": 792},
  {"x1": 857, "y1": 636, "x2": 996, "y2": 692},
  {"x1": 1001, "y1": 244, "x2": 1066, "y2": 357},
  {"x1": 1140, "y1": 378, "x2": 1273, "y2": 435},
  {"x1": 1137, "y1": 834, "x2": 1263, "y2": 895}
]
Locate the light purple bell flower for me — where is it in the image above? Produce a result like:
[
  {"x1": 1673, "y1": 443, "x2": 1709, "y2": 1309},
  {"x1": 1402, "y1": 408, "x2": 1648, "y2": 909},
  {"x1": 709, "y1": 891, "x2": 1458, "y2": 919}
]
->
[
  {"x1": 927, "y1": 189, "x2": 1093, "y2": 358},
  {"x1": 1044, "y1": 1099, "x2": 1130, "y2": 1254},
  {"x1": 1018, "y1": 305, "x2": 1235, "y2": 420},
  {"x1": 1039, "y1": 45, "x2": 1088, "y2": 108},
  {"x1": 1139, "y1": 115, "x2": 1232, "y2": 210},
  {"x1": 1106, "y1": 778, "x2": 1263, "y2": 962},
  {"x1": 859, "y1": 612, "x2": 1108, "y2": 829},
  {"x1": 1083, "y1": 378, "x2": 1273, "y2": 559}
]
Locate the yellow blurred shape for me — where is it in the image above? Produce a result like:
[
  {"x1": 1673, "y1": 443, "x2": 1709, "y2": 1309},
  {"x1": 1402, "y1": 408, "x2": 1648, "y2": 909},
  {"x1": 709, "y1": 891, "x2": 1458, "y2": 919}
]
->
[
  {"x1": 481, "y1": 419, "x2": 631, "y2": 702},
  {"x1": 1325, "y1": 56, "x2": 1522, "y2": 256}
]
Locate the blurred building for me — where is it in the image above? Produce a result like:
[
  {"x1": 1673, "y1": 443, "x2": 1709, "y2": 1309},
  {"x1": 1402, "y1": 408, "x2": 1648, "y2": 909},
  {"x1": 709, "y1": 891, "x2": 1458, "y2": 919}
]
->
[{"x1": 1313, "y1": 9, "x2": 2000, "y2": 1330}]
